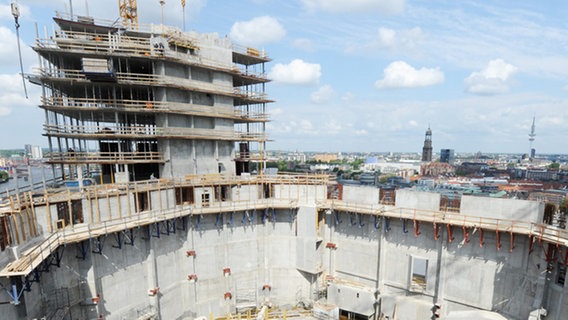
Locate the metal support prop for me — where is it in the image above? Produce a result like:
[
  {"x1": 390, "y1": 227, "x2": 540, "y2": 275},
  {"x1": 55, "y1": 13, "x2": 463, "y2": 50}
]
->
[{"x1": 76, "y1": 241, "x2": 88, "y2": 260}]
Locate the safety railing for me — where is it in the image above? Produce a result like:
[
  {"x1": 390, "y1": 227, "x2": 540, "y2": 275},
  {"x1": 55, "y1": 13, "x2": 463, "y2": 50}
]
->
[
  {"x1": 41, "y1": 97, "x2": 268, "y2": 121},
  {"x1": 0, "y1": 197, "x2": 299, "y2": 276},
  {"x1": 232, "y1": 44, "x2": 270, "y2": 60},
  {"x1": 46, "y1": 151, "x2": 164, "y2": 164},
  {"x1": 42, "y1": 123, "x2": 268, "y2": 141},
  {"x1": 36, "y1": 28, "x2": 269, "y2": 80},
  {"x1": 36, "y1": 68, "x2": 239, "y2": 97},
  {"x1": 43, "y1": 123, "x2": 156, "y2": 136},
  {"x1": 322, "y1": 200, "x2": 568, "y2": 246},
  {"x1": 0, "y1": 232, "x2": 62, "y2": 276}
]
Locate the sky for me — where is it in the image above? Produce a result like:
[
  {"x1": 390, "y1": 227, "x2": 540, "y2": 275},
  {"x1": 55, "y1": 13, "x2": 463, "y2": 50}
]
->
[{"x1": 1, "y1": 0, "x2": 568, "y2": 154}]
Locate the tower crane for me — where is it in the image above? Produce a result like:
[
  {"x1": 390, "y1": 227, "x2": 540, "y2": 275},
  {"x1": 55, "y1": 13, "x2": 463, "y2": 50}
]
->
[{"x1": 118, "y1": 0, "x2": 138, "y2": 29}]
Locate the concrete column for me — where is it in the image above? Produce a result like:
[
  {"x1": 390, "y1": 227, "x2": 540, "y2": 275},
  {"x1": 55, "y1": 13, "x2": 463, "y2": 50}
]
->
[
  {"x1": 373, "y1": 215, "x2": 384, "y2": 320},
  {"x1": 433, "y1": 225, "x2": 448, "y2": 315},
  {"x1": 147, "y1": 234, "x2": 161, "y2": 317}
]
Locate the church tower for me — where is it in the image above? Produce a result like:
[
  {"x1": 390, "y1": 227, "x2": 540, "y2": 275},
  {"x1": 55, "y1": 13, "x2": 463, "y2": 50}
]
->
[{"x1": 422, "y1": 126, "x2": 433, "y2": 162}]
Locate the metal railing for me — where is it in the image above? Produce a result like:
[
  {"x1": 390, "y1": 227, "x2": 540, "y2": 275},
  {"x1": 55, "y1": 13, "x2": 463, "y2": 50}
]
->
[
  {"x1": 47, "y1": 151, "x2": 164, "y2": 164},
  {"x1": 37, "y1": 68, "x2": 238, "y2": 96},
  {"x1": 322, "y1": 200, "x2": 568, "y2": 246},
  {"x1": 41, "y1": 97, "x2": 269, "y2": 121},
  {"x1": 42, "y1": 124, "x2": 268, "y2": 141},
  {"x1": 36, "y1": 29, "x2": 269, "y2": 78},
  {"x1": 4, "y1": 174, "x2": 568, "y2": 278}
]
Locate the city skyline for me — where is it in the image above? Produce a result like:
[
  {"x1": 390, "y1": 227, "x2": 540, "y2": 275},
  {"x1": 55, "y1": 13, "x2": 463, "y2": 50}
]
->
[{"x1": 1, "y1": 0, "x2": 568, "y2": 153}]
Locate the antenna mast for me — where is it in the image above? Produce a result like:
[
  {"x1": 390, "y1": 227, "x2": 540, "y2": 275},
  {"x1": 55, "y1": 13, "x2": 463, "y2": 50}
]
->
[{"x1": 528, "y1": 116, "x2": 536, "y2": 158}]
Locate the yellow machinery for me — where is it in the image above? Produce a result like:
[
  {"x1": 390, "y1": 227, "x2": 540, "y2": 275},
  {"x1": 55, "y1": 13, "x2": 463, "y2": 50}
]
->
[{"x1": 118, "y1": 0, "x2": 138, "y2": 29}]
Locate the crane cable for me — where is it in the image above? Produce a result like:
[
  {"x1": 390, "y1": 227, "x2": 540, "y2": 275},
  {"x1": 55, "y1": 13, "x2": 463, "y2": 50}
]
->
[{"x1": 11, "y1": 1, "x2": 28, "y2": 99}]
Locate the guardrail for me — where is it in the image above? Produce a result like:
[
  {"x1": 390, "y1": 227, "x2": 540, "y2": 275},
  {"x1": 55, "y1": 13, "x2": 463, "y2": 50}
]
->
[
  {"x1": 46, "y1": 151, "x2": 164, "y2": 164},
  {"x1": 41, "y1": 97, "x2": 268, "y2": 121},
  {"x1": 322, "y1": 200, "x2": 568, "y2": 246}
]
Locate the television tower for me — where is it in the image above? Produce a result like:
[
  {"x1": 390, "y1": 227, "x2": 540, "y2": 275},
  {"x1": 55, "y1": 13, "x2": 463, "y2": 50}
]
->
[{"x1": 528, "y1": 116, "x2": 536, "y2": 159}]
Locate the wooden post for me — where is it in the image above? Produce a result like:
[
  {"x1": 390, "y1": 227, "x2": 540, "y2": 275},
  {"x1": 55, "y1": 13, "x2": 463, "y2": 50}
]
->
[
  {"x1": 95, "y1": 185, "x2": 101, "y2": 223},
  {"x1": 86, "y1": 190, "x2": 93, "y2": 224},
  {"x1": 134, "y1": 184, "x2": 140, "y2": 214},
  {"x1": 126, "y1": 186, "x2": 132, "y2": 217},
  {"x1": 106, "y1": 185, "x2": 111, "y2": 221},
  {"x1": 158, "y1": 183, "x2": 162, "y2": 212},
  {"x1": 28, "y1": 192, "x2": 38, "y2": 236},
  {"x1": 116, "y1": 188, "x2": 122, "y2": 220},
  {"x1": 45, "y1": 191, "x2": 52, "y2": 233},
  {"x1": 25, "y1": 193, "x2": 35, "y2": 237},
  {"x1": 16, "y1": 194, "x2": 26, "y2": 242},
  {"x1": 67, "y1": 189, "x2": 73, "y2": 228},
  {"x1": 9, "y1": 197, "x2": 21, "y2": 245}
]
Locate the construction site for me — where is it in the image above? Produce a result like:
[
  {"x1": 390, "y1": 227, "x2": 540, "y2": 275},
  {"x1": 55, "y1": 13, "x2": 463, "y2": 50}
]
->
[{"x1": 0, "y1": 1, "x2": 567, "y2": 319}]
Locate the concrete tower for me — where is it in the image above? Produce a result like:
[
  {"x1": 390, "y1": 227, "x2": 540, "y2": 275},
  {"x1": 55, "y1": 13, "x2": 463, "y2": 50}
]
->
[
  {"x1": 421, "y1": 126, "x2": 432, "y2": 162},
  {"x1": 529, "y1": 116, "x2": 536, "y2": 158},
  {"x1": 32, "y1": 16, "x2": 270, "y2": 183}
]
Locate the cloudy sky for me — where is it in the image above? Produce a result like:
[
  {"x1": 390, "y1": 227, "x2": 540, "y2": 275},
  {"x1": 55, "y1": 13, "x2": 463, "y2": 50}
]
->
[{"x1": 1, "y1": 0, "x2": 568, "y2": 154}]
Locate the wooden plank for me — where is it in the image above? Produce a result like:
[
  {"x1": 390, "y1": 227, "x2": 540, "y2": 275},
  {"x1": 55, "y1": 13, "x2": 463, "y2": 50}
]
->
[
  {"x1": 9, "y1": 197, "x2": 20, "y2": 245},
  {"x1": 16, "y1": 194, "x2": 25, "y2": 242}
]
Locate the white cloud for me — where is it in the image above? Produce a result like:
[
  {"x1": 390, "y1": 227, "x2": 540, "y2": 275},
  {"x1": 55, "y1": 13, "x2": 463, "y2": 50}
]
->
[
  {"x1": 375, "y1": 27, "x2": 422, "y2": 50},
  {"x1": 229, "y1": 16, "x2": 286, "y2": 46},
  {"x1": 355, "y1": 129, "x2": 368, "y2": 135},
  {"x1": 0, "y1": 3, "x2": 31, "y2": 21},
  {"x1": 0, "y1": 26, "x2": 36, "y2": 69},
  {"x1": 292, "y1": 38, "x2": 316, "y2": 52},
  {"x1": 342, "y1": 92, "x2": 355, "y2": 102},
  {"x1": 310, "y1": 85, "x2": 335, "y2": 104},
  {"x1": 269, "y1": 59, "x2": 321, "y2": 85},
  {"x1": 464, "y1": 59, "x2": 518, "y2": 95},
  {"x1": 0, "y1": 73, "x2": 36, "y2": 117},
  {"x1": 325, "y1": 119, "x2": 342, "y2": 134},
  {"x1": 375, "y1": 61, "x2": 444, "y2": 89},
  {"x1": 301, "y1": 0, "x2": 404, "y2": 14},
  {"x1": 377, "y1": 27, "x2": 396, "y2": 47}
]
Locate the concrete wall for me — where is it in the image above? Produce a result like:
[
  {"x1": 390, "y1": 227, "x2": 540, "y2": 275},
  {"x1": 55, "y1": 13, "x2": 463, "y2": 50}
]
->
[
  {"x1": 341, "y1": 185, "x2": 379, "y2": 206},
  {"x1": 461, "y1": 195, "x2": 544, "y2": 223},
  {"x1": 324, "y1": 208, "x2": 565, "y2": 320},
  {"x1": 2, "y1": 186, "x2": 566, "y2": 320},
  {"x1": 3, "y1": 207, "x2": 314, "y2": 320},
  {"x1": 272, "y1": 184, "x2": 326, "y2": 205},
  {"x1": 396, "y1": 189, "x2": 441, "y2": 212}
]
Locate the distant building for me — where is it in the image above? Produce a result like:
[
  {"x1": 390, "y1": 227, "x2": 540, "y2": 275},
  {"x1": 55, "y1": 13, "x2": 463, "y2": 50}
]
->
[
  {"x1": 526, "y1": 169, "x2": 558, "y2": 181},
  {"x1": 421, "y1": 126, "x2": 432, "y2": 162},
  {"x1": 313, "y1": 153, "x2": 338, "y2": 163},
  {"x1": 31, "y1": 146, "x2": 43, "y2": 160},
  {"x1": 24, "y1": 144, "x2": 32, "y2": 157},
  {"x1": 440, "y1": 149, "x2": 455, "y2": 164},
  {"x1": 421, "y1": 162, "x2": 455, "y2": 177}
]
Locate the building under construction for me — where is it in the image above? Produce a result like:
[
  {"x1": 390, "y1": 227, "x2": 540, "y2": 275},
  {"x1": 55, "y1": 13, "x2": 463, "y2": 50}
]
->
[
  {"x1": 0, "y1": 8, "x2": 567, "y2": 320},
  {"x1": 34, "y1": 10, "x2": 269, "y2": 183}
]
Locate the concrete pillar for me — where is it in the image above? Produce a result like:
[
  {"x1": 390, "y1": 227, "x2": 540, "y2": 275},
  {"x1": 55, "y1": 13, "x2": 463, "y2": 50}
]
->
[
  {"x1": 147, "y1": 234, "x2": 161, "y2": 317},
  {"x1": 433, "y1": 225, "x2": 448, "y2": 315},
  {"x1": 373, "y1": 215, "x2": 384, "y2": 320}
]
